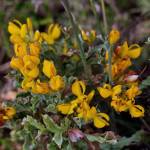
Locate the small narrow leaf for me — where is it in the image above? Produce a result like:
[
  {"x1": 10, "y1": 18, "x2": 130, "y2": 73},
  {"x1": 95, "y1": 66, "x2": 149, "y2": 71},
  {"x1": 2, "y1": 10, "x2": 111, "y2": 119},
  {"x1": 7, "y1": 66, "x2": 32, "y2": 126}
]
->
[
  {"x1": 47, "y1": 142, "x2": 57, "y2": 150},
  {"x1": 42, "y1": 114, "x2": 61, "y2": 133},
  {"x1": 26, "y1": 116, "x2": 46, "y2": 132},
  {"x1": 101, "y1": 130, "x2": 144, "y2": 150},
  {"x1": 53, "y1": 131, "x2": 63, "y2": 148},
  {"x1": 85, "y1": 134, "x2": 105, "y2": 143}
]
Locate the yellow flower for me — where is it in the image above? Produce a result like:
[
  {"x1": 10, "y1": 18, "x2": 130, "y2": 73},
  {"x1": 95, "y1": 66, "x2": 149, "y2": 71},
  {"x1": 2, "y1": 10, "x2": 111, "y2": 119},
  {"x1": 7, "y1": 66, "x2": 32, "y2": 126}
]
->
[
  {"x1": 72, "y1": 80, "x2": 95, "y2": 103},
  {"x1": 57, "y1": 80, "x2": 95, "y2": 116},
  {"x1": 8, "y1": 20, "x2": 27, "y2": 44},
  {"x1": 41, "y1": 24, "x2": 61, "y2": 44},
  {"x1": 32, "y1": 79, "x2": 50, "y2": 94},
  {"x1": 125, "y1": 85, "x2": 141, "y2": 100},
  {"x1": 49, "y1": 75, "x2": 65, "y2": 91},
  {"x1": 34, "y1": 30, "x2": 42, "y2": 42},
  {"x1": 108, "y1": 29, "x2": 120, "y2": 45},
  {"x1": 97, "y1": 84, "x2": 112, "y2": 98},
  {"x1": 43, "y1": 60, "x2": 57, "y2": 78},
  {"x1": 87, "y1": 107, "x2": 109, "y2": 128},
  {"x1": 10, "y1": 55, "x2": 40, "y2": 78},
  {"x1": 8, "y1": 18, "x2": 41, "y2": 44},
  {"x1": 120, "y1": 41, "x2": 141, "y2": 59},
  {"x1": 112, "y1": 85, "x2": 122, "y2": 97},
  {"x1": 72, "y1": 80, "x2": 86, "y2": 97},
  {"x1": 22, "y1": 55, "x2": 40, "y2": 78},
  {"x1": 77, "y1": 101, "x2": 91, "y2": 122},
  {"x1": 77, "y1": 103, "x2": 109, "y2": 128},
  {"x1": 10, "y1": 35, "x2": 24, "y2": 44},
  {"x1": 81, "y1": 30, "x2": 96, "y2": 45},
  {"x1": 14, "y1": 43, "x2": 27, "y2": 57},
  {"x1": 8, "y1": 22, "x2": 21, "y2": 35},
  {"x1": 4, "y1": 107, "x2": 16, "y2": 120},
  {"x1": 97, "y1": 84, "x2": 122, "y2": 99},
  {"x1": 94, "y1": 113, "x2": 109, "y2": 128},
  {"x1": 27, "y1": 17, "x2": 33, "y2": 36},
  {"x1": 10, "y1": 57, "x2": 24, "y2": 70},
  {"x1": 0, "y1": 106, "x2": 15, "y2": 126},
  {"x1": 111, "y1": 99, "x2": 128, "y2": 112},
  {"x1": 57, "y1": 103, "x2": 77, "y2": 115},
  {"x1": 21, "y1": 78, "x2": 35, "y2": 90},
  {"x1": 129, "y1": 105, "x2": 144, "y2": 118},
  {"x1": 111, "y1": 58, "x2": 132, "y2": 78},
  {"x1": 29, "y1": 42, "x2": 41, "y2": 56},
  {"x1": 57, "y1": 80, "x2": 109, "y2": 128}
]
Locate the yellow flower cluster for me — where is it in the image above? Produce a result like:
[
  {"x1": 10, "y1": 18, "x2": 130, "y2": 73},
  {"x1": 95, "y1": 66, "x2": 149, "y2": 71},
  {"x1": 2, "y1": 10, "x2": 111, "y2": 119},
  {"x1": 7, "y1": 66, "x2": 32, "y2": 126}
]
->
[
  {"x1": 8, "y1": 18, "x2": 145, "y2": 128},
  {"x1": 107, "y1": 29, "x2": 141, "y2": 79},
  {"x1": 98, "y1": 83, "x2": 144, "y2": 117},
  {"x1": 9, "y1": 18, "x2": 64, "y2": 94},
  {"x1": 0, "y1": 106, "x2": 16, "y2": 126},
  {"x1": 57, "y1": 80, "x2": 109, "y2": 128},
  {"x1": 98, "y1": 29, "x2": 144, "y2": 118}
]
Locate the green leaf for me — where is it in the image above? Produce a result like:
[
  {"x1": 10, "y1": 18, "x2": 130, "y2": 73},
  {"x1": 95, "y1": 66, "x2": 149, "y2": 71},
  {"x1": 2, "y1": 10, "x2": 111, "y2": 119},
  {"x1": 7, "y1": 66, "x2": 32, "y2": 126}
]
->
[
  {"x1": 140, "y1": 76, "x2": 150, "y2": 89},
  {"x1": 101, "y1": 130, "x2": 145, "y2": 150},
  {"x1": 47, "y1": 142, "x2": 58, "y2": 150},
  {"x1": 30, "y1": 96, "x2": 40, "y2": 113},
  {"x1": 42, "y1": 114, "x2": 61, "y2": 133},
  {"x1": 26, "y1": 116, "x2": 46, "y2": 133},
  {"x1": 44, "y1": 104, "x2": 57, "y2": 113},
  {"x1": 61, "y1": 118, "x2": 71, "y2": 132},
  {"x1": 62, "y1": 144, "x2": 72, "y2": 150},
  {"x1": 23, "y1": 134, "x2": 35, "y2": 150},
  {"x1": 85, "y1": 134, "x2": 106, "y2": 143},
  {"x1": 53, "y1": 131, "x2": 63, "y2": 148}
]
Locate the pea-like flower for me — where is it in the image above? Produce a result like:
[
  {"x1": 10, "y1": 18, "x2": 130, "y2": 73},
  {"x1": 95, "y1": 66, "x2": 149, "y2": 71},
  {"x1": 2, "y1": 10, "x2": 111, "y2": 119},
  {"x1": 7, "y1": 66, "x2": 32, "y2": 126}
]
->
[
  {"x1": 57, "y1": 80, "x2": 109, "y2": 128},
  {"x1": 108, "y1": 29, "x2": 120, "y2": 45},
  {"x1": 41, "y1": 24, "x2": 61, "y2": 44},
  {"x1": 0, "y1": 106, "x2": 16, "y2": 126},
  {"x1": 81, "y1": 30, "x2": 96, "y2": 45}
]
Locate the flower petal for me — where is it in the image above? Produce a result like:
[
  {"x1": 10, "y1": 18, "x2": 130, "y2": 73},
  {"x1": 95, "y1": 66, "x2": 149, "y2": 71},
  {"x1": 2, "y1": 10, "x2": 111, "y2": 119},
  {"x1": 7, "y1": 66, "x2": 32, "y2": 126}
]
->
[
  {"x1": 8, "y1": 22, "x2": 20, "y2": 35},
  {"x1": 72, "y1": 80, "x2": 86, "y2": 97},
  {"x1": 10, "y1": 57, "x2": 24, "y2": 70},
  {"x1": 22, "y1": 78, "x2": 35, "y2": 90},
  {"x1": 129, "y1": 105, "x2": 144, "y2": 118},
  {"x1": 87, "y1": 90, "x2": 95, "y2": 103},
  {"x1": 94, "y1": 113, "x2": 109, "y2": 128},
  {"x1": 4, "y1": 107, "x2": 16, "y2": 119},
  {"x1": 128, "y1": 44, "x2": 141, "y2": 59},
  {"x1": 48, "y1": 24, "x2": 61, "y2": 40},
  {"x1": 49, "y1": 75, "x2": 65, "y2": 91},
  {"x1": 97, "y1": 87, "x2": 112, "y2": 98},
  {"x1": 108, "y1": 29, "x2": 120, "y2": 45},
  {"x1": 112, "y1": 85, "x2": 122, "y2": 95},
  {"x1": 20, "y1": 24, "x2": 27, "y2": 39},
  {"x1": 57, "y1": 103, "x2": 77, "y2": 115},
  {"x1": 32, "y1": 80, "x2": 50, "y2": 94},
  {"x1": 27, "y1": 18, "x2": 33, "y2": 33},
  {"x1": 43, "y1": 60, "x2": 57, "y2": 78},
  {"x1": 120, "y1": 41, "x2": 129, "y2": 58}
]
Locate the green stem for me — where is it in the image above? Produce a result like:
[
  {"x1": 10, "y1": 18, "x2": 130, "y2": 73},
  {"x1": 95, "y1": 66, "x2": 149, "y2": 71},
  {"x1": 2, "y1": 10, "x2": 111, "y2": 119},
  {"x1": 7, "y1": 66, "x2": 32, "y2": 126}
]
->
[
  {"x1": 108, "y1": 45, "x2": 113, "y2": 84},
  {"x1": 60, "y1": 0, "x2": 91, "y2": 78},
  {"x1": 99, "y1": 0, "x2": 108, "y2": 35},
  {"x1": 108, "y1": 44, "x2": 116, "y2": 131},
  {"x1": 140, "y1": 118, "x2": 150, "y2": 132},
  {"x1": 89, "y1": 0, "x2": 101, "y2": 29}
]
